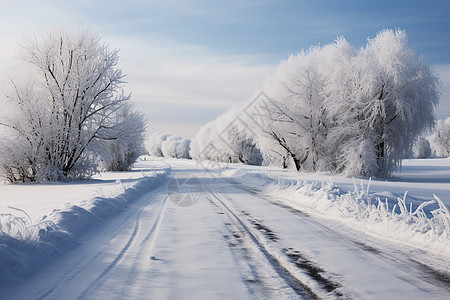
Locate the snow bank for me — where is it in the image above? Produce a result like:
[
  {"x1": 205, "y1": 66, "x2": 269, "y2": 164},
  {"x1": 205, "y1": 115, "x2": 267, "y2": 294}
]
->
[
  {"x1": 227, "y1": 169, "x2": 450, "y2": 257},
  {"x1": 0, "y1": 170, "x2": 168, "y2": 286}
]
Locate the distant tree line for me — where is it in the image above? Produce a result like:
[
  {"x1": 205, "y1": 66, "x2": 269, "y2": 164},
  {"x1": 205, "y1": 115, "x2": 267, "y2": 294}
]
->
[{"x1": 0, "y1": 27, "x2": 147, "y2": 182}]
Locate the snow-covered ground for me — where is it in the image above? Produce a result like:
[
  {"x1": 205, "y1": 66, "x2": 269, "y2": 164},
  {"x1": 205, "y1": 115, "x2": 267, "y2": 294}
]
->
[
  {"x1": 0, "y1": 158, "x2": 169, "y2": 286},
  {"x1": 221, "y1": 158, "x2": 450, "y2": 258},
  {"x1": 1, "y1": 157, "x2": 450, "y2": 299},
  {"x1": 0, "y1": 158, "x2": 168, "y2": 223}
]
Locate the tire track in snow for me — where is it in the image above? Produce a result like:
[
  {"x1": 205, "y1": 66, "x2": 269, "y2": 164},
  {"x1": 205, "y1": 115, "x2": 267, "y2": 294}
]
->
[
  {"x1": 204, "y1": 184, "x2": 319, "y2": 299},
  {"x1": 119, "y1": 194, "x2": 169, "y2": 296},
  {"x1": 232, "y1": 177, "x2": 450, "y2": 294},
  {"x1": 205, "y1": 195, "x2": 272, "y2": 299},
  {"x1": 141, "y1": 195, "x2": 169, "y2": 254},
  {"x1": 226, "y1": 176, "x2": 450, "y2": 298},
  {"x1": 36, "y1": 250, "x2": 107, "y2": 299},
  {"x1": 76, "y1": 191, "x2": 168, "y2": 299},
  {"x1": 36, "y1": 211, "x2": 151, "y2": 299},
  {"x1": 76, "y1": 210, "x2": 142, "y2": 299}
]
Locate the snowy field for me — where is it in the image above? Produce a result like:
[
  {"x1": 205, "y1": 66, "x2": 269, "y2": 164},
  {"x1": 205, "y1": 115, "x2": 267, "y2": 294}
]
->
[
  {"x1": 0, "y1": 158, "x2": 169, "y2": 223},
  {"x1": 1, "y1": 157, "x2": 450, "y2": 299}
]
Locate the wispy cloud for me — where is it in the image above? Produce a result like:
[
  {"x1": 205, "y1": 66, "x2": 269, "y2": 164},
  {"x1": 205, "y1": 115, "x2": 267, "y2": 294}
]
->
[
  {"x1": 109, "y1": 36, "x2": 276, "y2": 137},
  {"x1": 1, "y1": 0, "x2": 449, "y2": 137},
  {"x1": 0, "y1": 1, "x2": 276, "y2": 138}
]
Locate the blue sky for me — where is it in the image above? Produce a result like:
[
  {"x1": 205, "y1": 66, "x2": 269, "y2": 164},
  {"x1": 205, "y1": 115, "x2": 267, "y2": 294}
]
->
[{"x1": 1, "y1": 0, "x2": 449, "y2": 137}]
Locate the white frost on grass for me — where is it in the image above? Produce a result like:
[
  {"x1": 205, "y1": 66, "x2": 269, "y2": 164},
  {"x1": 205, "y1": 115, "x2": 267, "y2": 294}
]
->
[
  {"x1": 226, "y1": 168, "x2": 450, "y2": 257},
  {"x1": 0, "y1": 169, "x2": 167, "y2": 286},
  {"x1": 0, "y1": 206, "x2": 54, "y2": 241}
]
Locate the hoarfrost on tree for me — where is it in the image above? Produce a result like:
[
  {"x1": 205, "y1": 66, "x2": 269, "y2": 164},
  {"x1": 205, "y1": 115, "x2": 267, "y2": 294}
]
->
[
  {"x1": 413, "y1": 137, "x2": 432, "y2": 159},
  {"x1": 429, "y1": 118, "x2": 450, "y2": 157},
  {"x1": 191, "y1": 29, "x2": 440, "y2": 178},
  {"x1": 0, "y1": 27, "x2": 146, "y2": 182}
]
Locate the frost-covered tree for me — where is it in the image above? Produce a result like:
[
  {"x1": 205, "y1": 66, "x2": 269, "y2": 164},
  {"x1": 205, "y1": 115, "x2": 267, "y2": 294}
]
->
[
  {"x1": 413, "y1": 137, "x2": 432, "y2": 159},
  {"x1": 326, "y1": 29, "x2": 439, "y2": 177},
  {"x1": 0, "y1": 27, "x2": 141, "y2": 182},
  {"x1": 258, "y1": 139, "x2": 292, "y2": 169},
  {"x1": 190, "y1": 121, "x2": 219, "y2": 161},
  {"x1": 261, "y1": 40, "x2": 350, "y2": 172},
  {"x1": 190, "y1": 29, "x2": 439, "y2": 178},
  {"x1": 429, "y1": 118, "x2": 450, "y2": 157},
  {"x1": 190, "y1": 109, "x2": 239, "y2": 162},
  {"x1": 0, "y1": 82, "x2": 49, "y2": 182},
  {"x1": 147, "y1": 132, "x2": 171, "y2": 157},
  {"x1": 223, "y1": 125, "x2": 262, "y2": 165},
  {"x1": 100, "y1": 105, "x2": 147, "y2": 171}
]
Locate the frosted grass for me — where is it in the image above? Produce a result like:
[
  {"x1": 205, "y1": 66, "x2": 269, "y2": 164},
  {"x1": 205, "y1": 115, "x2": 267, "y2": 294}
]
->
[{"x1": 231, "y1": 169, "x2": 450, "y2": 256}]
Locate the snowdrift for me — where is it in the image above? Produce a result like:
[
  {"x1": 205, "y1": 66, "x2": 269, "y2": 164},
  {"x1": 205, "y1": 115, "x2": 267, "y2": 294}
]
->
[
  {"x1": 0, "y1": 170, "x2": 168, "y2": 286},
  {"x1": 226, "y1": 169, "x2": 450, "y2": 258}
]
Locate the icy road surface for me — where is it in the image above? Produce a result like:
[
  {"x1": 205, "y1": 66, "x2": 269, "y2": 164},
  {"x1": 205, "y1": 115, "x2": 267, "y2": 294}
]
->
[{"x1": 2, "y1": 159, "x2": 450, "y2": 299}]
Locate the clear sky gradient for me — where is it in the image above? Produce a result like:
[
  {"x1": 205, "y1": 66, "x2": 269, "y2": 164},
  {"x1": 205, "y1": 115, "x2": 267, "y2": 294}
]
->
[{"x1": 1, "y1": 0, "x2": 449, "y2": 138}]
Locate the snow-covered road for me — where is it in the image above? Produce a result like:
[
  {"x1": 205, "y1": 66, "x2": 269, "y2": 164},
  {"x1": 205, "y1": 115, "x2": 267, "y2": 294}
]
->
[{"x1": 2, "y1": 160, "x2": 450, "y2": 299}]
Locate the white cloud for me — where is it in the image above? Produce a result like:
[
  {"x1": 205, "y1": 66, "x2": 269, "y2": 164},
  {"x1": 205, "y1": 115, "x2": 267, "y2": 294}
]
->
[
  {"x1": 3, "y1": 0, "x2": 446, "y2": 139},
  {"x1": 1, "y1": 25, "x2": 276, "y2": 138},
  {"x1": 105, "y1": 36, "x2": 276, "y2": 138},
  {"x1": 0, "y1": 0, "x2": 276, "y2": 138},
  {"x1": 0, "y1": 1, "x2": 84, "y2": 78}
]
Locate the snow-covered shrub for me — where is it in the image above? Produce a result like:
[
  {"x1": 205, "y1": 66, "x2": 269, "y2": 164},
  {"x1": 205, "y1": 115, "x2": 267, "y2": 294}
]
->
[
  {"x1": 0, "y1": 208, "x2": 56, "y2": 241},
  {"x1": 147, "y1": 132, "x2": 171, "y2": 157},
  {"x1": 0, "y1": 27, "x2": 142, "y2": 182},
  {"x1": 100, "y1": 105, "x2": 147, "y2": 171},
  {"x1": 161, "y1": 135, "x2": 191, "y2": 159},
  {"x1": 225, "y1": 126, "x2": 263, "y2": 165},
  {"x1": 429, "y1": 118, "x2": 450, "y2": 157},
  {"x1": 147, "y1": 133, "x2": 191, "y2": 159},
  {"x1": 413, "y1": 137, "x2": 432, "y2": 158}
]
